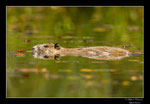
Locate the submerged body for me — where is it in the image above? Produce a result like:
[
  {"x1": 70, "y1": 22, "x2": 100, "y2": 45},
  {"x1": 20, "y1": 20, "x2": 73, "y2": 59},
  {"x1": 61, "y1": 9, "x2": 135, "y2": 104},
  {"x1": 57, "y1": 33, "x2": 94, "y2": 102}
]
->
[{"x1": 32, "y1": 43, "x2": 132, "y2": 60}]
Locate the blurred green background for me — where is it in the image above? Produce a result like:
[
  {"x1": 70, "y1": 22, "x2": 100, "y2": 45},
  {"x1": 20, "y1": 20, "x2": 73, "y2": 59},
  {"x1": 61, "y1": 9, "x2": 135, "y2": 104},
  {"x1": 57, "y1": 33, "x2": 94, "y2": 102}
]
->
[{"x1": 7, "y1": 7, "x2": 144, "y2": 97}]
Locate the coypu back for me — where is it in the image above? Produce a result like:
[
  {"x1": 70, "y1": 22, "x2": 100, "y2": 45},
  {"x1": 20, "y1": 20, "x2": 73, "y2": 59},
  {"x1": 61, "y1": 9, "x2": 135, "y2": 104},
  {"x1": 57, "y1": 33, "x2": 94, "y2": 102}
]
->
[{"x1": 32, "y1": 43, "x2": 132, "y2": 60}]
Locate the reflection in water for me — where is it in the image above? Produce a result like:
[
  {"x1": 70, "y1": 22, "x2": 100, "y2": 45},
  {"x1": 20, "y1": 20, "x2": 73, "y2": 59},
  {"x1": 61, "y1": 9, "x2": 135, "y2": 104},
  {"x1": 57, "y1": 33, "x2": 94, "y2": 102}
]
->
[
  {"x1": 7, "y1": 7, "x2": 143, "y2": 97},
  {"x1": 32, "y1": 43, "x2": 132, "y2": 60}
]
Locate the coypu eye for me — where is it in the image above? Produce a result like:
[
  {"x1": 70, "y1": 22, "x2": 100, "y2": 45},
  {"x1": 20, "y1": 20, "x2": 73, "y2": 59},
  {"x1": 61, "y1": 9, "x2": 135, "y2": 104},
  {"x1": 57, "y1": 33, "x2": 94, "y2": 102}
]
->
[
  {"x1": 44, "y1": 55, "x2": 49, "y2": 58},
  {"x1": 54, "y1": 54, "x2": 60, "y2": 60},
  {"x1": 44, "y1": 45, "x2": 49, "y2": 48},
  {"x1": 54, "y1": 43, "x2": 60, "y2": 50}
]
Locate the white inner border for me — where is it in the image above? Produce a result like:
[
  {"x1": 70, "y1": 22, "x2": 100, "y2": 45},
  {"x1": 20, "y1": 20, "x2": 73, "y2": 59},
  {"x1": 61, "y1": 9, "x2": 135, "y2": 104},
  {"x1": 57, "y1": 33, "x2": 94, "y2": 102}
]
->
[{"x1": 6, "y1": 6, "x2": 144, "y2": 98}]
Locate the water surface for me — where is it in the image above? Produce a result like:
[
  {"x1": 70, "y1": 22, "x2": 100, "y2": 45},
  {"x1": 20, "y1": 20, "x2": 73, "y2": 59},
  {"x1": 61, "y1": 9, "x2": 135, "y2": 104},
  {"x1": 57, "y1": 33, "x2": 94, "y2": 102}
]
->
[{"x1": 7, "y1": 7, "x2": 144, "y2": 97}]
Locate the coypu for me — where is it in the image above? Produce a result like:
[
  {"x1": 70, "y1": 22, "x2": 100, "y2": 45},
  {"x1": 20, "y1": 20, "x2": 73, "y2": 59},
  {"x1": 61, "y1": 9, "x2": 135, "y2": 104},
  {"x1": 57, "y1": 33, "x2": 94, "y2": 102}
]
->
[{"x1": 31, "y1": 43, "x2": 140, "y2": 60}]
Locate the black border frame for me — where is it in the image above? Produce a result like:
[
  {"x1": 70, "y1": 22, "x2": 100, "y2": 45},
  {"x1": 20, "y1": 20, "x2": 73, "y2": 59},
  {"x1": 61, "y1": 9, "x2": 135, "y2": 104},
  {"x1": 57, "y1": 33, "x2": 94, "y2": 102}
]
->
[{"x1": 1, "y1": 0, "x2": 145, "y2": 104}]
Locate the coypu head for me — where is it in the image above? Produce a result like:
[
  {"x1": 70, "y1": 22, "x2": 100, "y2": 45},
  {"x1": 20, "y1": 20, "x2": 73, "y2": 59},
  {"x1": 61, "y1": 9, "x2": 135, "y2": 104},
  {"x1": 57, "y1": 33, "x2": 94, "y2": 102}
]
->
[{"x1": 32, "y1": 43, "x2": 61, "y2": 60}]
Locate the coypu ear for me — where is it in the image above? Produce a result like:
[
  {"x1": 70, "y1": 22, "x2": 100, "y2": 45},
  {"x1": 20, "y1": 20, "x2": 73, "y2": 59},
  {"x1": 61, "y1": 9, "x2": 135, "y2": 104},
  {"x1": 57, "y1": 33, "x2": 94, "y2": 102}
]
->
[
  {"x1": 54, "y1": 54, "x2": 60, "y2": 60},
  {"x1": 54, "y1": 43, "x2": 60, "y2": 50}
]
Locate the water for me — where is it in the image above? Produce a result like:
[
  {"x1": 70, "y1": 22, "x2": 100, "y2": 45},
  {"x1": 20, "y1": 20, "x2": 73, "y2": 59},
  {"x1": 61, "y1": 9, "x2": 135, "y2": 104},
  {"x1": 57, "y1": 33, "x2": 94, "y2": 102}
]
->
[{"x1": 7, "y1": 7, "x2": 144, "y2": 97}]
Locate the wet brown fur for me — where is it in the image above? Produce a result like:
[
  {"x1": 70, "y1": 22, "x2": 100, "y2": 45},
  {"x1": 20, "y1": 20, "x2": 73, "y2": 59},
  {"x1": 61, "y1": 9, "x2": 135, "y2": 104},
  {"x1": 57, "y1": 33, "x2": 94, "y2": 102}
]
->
[{"x1": 32, "y1": 43, "x2": 131, "y2": 60}]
